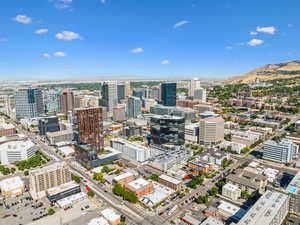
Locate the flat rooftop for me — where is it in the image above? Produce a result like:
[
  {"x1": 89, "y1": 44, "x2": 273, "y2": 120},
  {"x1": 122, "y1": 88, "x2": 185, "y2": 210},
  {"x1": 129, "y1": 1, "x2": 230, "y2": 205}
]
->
[
  {"x1": 113, "y1": 172, "x2": 134, "y2": 181},
  {"x1": 30, "y1": 161, "x2": 68, "y2": 176},
  {"x1": 126, "y1": 178, "x2": 151, "y2": 190},
  {"x1": 159, "y1": 174, "x2": 182, "y2": 185},
  {"x1": 286, "y1": 169, "x2": 300, "y2": 195},
  {"x1": 236, "y1": 191, "x2": 288, "y2": 225},
  {"x1": 47, "y1": 181, "x2": 79, "y2": 196},
  {"x1": 0, "y1": 176, "x2": 24, "y2": 191}
]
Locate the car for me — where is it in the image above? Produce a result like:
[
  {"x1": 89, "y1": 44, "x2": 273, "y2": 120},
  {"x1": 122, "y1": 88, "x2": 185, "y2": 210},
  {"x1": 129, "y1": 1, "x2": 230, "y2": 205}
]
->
[{"x1": 13, "y1": 214, "x2": 17, "y2": 217}]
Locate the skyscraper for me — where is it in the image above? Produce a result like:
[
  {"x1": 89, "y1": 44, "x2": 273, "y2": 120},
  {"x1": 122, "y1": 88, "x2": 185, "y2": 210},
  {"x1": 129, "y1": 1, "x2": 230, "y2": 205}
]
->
[
  {"x1": 124, "y1": 81, "x2": 131, "y2": 97},
  {"x1": 161, "y1": 82, "x2": 177, "y2": 106},
  {"x1": 38, "y1": 116, "x2": 60, "y2": 136},
  {"x1": 189, "y1": 78, "x2": 201, "y2": 97},
  {"x1": 73, "y1": 107, "x2": 104, "y2": 153},
  {"x1": 127, "y1": 96, "x2": 142, "y2": 118},
  {"x1": 117, "y1": 83, "x2": 125, "y2": 103},
  {"x1": 60, "y1": 88, "x2": 74, "y2": 114},
  {"x1": 100, "y1": 81, "x2": 118, "y2": 112},
  {"x1": 45, "y1": 89, "x2": 61, "y2": 113},
  {"x1": 15, "y1": 88, "x2": 44, "y2": 120}
]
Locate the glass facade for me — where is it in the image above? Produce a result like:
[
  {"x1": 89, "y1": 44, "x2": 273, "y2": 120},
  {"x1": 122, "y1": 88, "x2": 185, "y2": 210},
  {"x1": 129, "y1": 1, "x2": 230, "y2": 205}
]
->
[
  {"x1": 150, "y1": 115, "x2": 185, "y2": 145},
  {"x1": 161, "y1": 82, "x2": 177, "y2": 106}
]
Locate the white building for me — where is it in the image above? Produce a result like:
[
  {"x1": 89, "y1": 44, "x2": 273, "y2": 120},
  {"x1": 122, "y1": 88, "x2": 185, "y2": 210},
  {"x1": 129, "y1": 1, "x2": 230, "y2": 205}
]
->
[
  {"x1": 199, "y1": 116, "x2": 224, "y2": 146},
  {"x1": 0, "y1": 176, "x2": 25, "y2": 197},
  {"x1": 236, "y1": 191, "x2": 289, "y2": 225},
  {"x1": 189, "y1": 78, "x2": 201, "y2": 97},
  {"x1": 143, "y1": 98, "x2": 157, "y2": 111},
  {"x1": 200, "y1": 217, "x2": 224, "y2": 225},
  {"x1": 46, "y1": 130, "x2": 74, "y2": 145},
  {"x1": 185, "y1": 123, "x2": 199, "y2": 143},
  {"x1": 219, "y1": 141, "x2": 246, "y2": 154},
  {"x1": 0, "y1": 140, "x2": 38, "y2": 165},
  {"x1": 263, "y1": 139, "x2": 298, "y2": 164},
  {"x1": 110, "y1": 138, "x2": 151, "y2": 163},
  {"x1": 100, "y1": 208, "x2": 121, "y2": 225},
  {"x1": 222, "y1": 183, "x2": 241, "y2": 201}
]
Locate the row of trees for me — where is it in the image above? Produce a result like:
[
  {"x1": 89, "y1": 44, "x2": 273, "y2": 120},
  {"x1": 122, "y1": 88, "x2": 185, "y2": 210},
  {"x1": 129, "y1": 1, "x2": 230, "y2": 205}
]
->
[
  {"x1": 112, "y1": 184, "x2": 138, "y2": 203},
  {"x1": 14, "y1": 152, "x2": 48, "y2": 171}
]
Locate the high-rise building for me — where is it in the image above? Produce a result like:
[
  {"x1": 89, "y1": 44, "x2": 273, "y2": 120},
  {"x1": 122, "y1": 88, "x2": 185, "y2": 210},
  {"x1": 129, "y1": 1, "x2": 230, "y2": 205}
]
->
[
  {"x1": 117, "y1": 84, "x2": 125, "y2": 103},
  {"x1": 60, "y1": 88, "x2": 74, "y2": 114},
  {"x1": 199, "y1": 116, "x2": 224, "y2": 145},
  {"x1": 29, "y1": 162, "x2": 72, "y2": 199},
  {"x1": 38, "y1": 116, "x2": 60, "y2": 136},
  {"x1": 149, "y1": 86, "x2": 161, "y2": 101},
  {"x1": 124, "y1": 81, "x2": 131, "y2": 97},
  {"x1": 45, "y1": 89, "x2": 61, "y2": 113},
  {"x1": 15, "y1": 88, "x2": 44, "y2": 120},
  {"x1": 194, "y1": 88, "x2": 207, "y2": 102},
  {"x1": 236, "y1": 190, "x2": 289, "y2": 225},
  {"x1": 100, "y1": 81, "x2": 118, "y2": 112},
  {"x1": 263, "y1": 140, "x2": 298, "y2": 164},
  {"x1": 73, "y1": 107, "x2": 104, "y2": 153},
  {"x1": 112, "y1": 105, "x2": 127, "y2": 121},
  {"x1": 127, "y1": 96, "x2": 142, "y2": 118},
  {"x1": 161, "y1": 82, "x2": 176, "y2": 106},
  {"x1": 189, "y1": 78, "x2": 201, "y2": 97},
  {"x1": 150, "y1": 115, "x2": 185, "y2": 145}
]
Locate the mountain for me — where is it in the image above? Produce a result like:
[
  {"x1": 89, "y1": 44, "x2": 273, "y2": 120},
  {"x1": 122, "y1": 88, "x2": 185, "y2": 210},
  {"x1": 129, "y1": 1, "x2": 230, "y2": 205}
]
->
[{"x1": 227, "y1": 60, "x2": 300, "y2": 84}]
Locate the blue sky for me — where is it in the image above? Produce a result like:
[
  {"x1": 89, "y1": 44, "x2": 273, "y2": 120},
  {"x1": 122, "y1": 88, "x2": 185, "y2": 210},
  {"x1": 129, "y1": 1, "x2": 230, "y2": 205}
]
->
[{"x1": 0, "y1": 0, "x2": 299, "y2": 80}]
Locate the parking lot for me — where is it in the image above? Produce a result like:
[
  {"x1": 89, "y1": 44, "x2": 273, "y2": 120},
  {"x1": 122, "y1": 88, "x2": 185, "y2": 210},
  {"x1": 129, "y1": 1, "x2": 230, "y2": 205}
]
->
[{"x1": 0, "y1": 191, "x2": 52, "y2": 225}]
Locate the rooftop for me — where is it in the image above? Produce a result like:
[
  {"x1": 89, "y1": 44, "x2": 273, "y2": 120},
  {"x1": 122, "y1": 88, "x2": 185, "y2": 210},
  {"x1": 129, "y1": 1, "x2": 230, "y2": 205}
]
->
[
  {"x1": 101, "y1": 208, "x2": 120, "y2": 222},
  {"x1": 126, "y1": 178, "x2": 151, "y2": 190},
  {"x1": 30, "y1": 161, "x2": 68, "y2": 176},
  {"x1": 286, "y1": 169, "x2": 300, "y2": 195},
  {"x1": 113, "y1": 172, "x2": 134, "y2": 182},
  {"x1": 0, "y1": 140, "x2": 35, "y2": 151},
  {"x1": 226, "y1": 169, "x2": 267, "y2": 189},
  {"x1": 200, "y1": 216, "x2": 224, "y2": 225},
  {"x1": 0, "y1": 176, "x2": 24, "y2": 191},
  {"x1": 159, "y1": 174, "x2": 182, "y2": 185},
  {"x1": 237, "y1": 191, "x2": 288, "y2": 225},
  {"x1": 223, "y1": 183, "x2": 239, "y2": 192},
  {"x1": 47, "y1": 181, "x2": 79, "y2": 196},
  {"x1": 46, "y1": 129, "x2": 73, "y2": 137}
]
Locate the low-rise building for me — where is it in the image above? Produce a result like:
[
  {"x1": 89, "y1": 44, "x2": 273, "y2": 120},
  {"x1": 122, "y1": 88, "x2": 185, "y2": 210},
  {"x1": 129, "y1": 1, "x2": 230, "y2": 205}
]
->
[
  {"x1": 200, "y1": 216, "x2": 224, "y2": 225},
  {"x1": 286, "y1": 170, "x2": 300, "y2": 216},
  {"x1": 0, "y1": 140, "x2": 39, "y2": 165},
  {"x1": 0, "y1": 123, "x2": 16, "y2": 136},
  {"x1": 113, "y1": 172, "x2": 135, "y2": 185},
  {"x1": 0, "y1": 176, "x2": 25, "y2": 197},
  {"x1": 222, "y1": 183, "x2": 241, "y2": 201},
  {"x1": 46, "y1": 130, "x2": 74, "y2": 145},
  {"x1": 217, "y1": 200, "x2": 246, "y2": 221},
  {"x1": 236, "y1": 191, "x2": 289, "y2": 225},
  {"x1": 158, "y1": 174, "x2": 182, "y2": 191},
  {"x1": 219, "y1": 141, "x2": 246, "y2": 154},
  {"x1": 46, "y1": 181, "x2": 81, "y2": 202},
  {"x1": 125, "y1": 178, "x2": 154, "y2": 198},
  {"x1": 100, "y1": 208, "x2": 121, "y2": 225},
  {"x1": 226, "y1": 169, "x2": 267, "y2": 194}
]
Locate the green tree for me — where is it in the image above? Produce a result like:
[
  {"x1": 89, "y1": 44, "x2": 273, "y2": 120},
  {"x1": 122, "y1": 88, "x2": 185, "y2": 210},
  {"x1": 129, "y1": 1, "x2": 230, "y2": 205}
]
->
[
  {"x1": 113, "y1": 184, "x2": 125, "y2": 196},
  {"x1": 123, "y1": 191, "x2": 138, "y2": 203},
  {"x1": 147, "y1": 174, "x2": 159, "y2": 182},
  {"x1": 209, "y1": 187, "x2": 219, "y2": 196},
  {"x1": 93, "y1": 172, "x2": 105, "y2": 183},
  {"x1": 196, "y1": 195, "x2": 209, "y2": 204},
  {"x1": 87, "y1": 190, "x2": 95, "y2": 198},
  {"x1": 48, "y1": 208, "x2": 55, "y2": 215},
  {"x1": 72, "y1": 175, "x2": 81, "y2": 183}
]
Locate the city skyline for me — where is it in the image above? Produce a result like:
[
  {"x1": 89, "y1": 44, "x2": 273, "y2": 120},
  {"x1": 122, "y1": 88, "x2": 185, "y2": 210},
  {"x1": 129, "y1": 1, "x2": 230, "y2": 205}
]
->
[{"x1": 1, "y1": 0, "x2": 300, "y2": 80}]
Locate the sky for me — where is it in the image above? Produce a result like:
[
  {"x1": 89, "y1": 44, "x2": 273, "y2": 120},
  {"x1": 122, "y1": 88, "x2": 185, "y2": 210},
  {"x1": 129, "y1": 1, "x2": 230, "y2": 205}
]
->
[{"x1": 0, "y1": 0, "x2": 300, "y2": 80}]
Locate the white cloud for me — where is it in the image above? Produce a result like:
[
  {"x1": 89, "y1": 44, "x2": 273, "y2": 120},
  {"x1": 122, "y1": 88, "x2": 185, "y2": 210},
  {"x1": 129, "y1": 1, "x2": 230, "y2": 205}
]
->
[
  {"x1": 51, "y1": 0, "x2": 73, "y2": 9},
  {"x1": 0, "y1": 37, "x2": 8, "y2": 42},
  {"x1": 53, "y1": 52, "x2": 66, "y2": 57},
  {"x1": 288, "y1": 24, "x2": 293, "y2": 28},
  {"x1": 173, "y1": 20, "x2": 190, "y2": 29},
  {"x1": 101, "y1": 0, "x2": 106, "y2": 3},
  {"x1": 161, "y1": 60, "x2": 171, "y2": 65},
  {"x1": 42, "y1": 53, "x2": 51, "y2": 58},
  {"x1": 256, "y1": 26, "x2": 276, "y2": 35},
  {"x1": 131, "y1": 48, "x2": 144, "y2": 54},
  {"x1": 250, "y1": 31, "x2": 257, "y2": 35},
  {"x1": 226, "y1": 46, "x2": 233, "y2": 50},
  {"x1": 247, "y1": 39, "x2": 264, "y2": 46},
  {"x1": 35, "y1": 29, "x2": 48, "y2": 34},
  {"x1": 13, "y1": 15, "x2": 32, "y2": 24},
  {"x1": 55, "y1": 31, "x2": 83, "y2": 41}
]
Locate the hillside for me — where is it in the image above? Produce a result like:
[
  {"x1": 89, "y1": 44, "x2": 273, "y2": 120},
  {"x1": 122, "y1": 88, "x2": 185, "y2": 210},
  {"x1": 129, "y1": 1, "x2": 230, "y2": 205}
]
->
[{"x1": 227, "y1": 60, "x2": 300, "y2": 84}]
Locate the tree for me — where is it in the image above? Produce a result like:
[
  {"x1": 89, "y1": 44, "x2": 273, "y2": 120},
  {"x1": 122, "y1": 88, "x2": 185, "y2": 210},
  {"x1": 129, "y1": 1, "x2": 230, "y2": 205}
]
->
[
  {"x1": 196, "y1": 195, "x2": 209, "y2": 204},
  {"x1": 209, "y1": 187, "x2": 219, "y2": 196},
  {"x1": 123, "y1": 191, "x2": 138, "y2": 203},
  {"x1": 87, "y1": 190, "x2": 95, "y2": 198},
  {"x1": 147, "y1": 174, "x2": 159, "y2": 182},
  {"x1": 93, "y1": 172, "x2": 105, "y2": 183},
  {"x1": 72, "y1": 175, "x2": 81, "y2": 183},
  {"x1": 113, "y1": 184, "x2": 125, "y2": 196},
  {"x1": 48, "y1": 208, "x2": 55, "y2": 215},
  {"x1": 24, "y1": 170, "x2": 29, "y2": 176}
]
